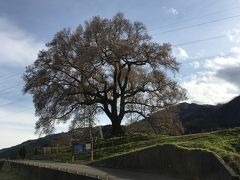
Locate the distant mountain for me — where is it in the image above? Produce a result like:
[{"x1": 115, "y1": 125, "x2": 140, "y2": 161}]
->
[
  {"x1": 0, "y1": 125, "x2": 113, "y2": 159},
  {"x1": 177, "y1": 95, "x2": 240, "y2": 133},
  {"x1": 0, "y1": 131, "x2": 71, "y2": 159},
  {"x1": 127, "y1": 95, "x2": 240, "y2": 134}
]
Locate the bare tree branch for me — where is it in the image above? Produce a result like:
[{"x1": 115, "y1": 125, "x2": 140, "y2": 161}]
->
[{"x1": 23, "y1": 13, "x2": 186, "y2": 136}]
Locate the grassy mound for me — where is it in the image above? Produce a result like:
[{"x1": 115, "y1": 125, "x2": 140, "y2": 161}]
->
[{"x1": 31, "y1": 127, "x2": 240, "y2": 174}]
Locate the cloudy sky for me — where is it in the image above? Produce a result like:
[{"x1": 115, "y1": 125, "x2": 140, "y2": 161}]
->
[{"x1": 1, "y1": 0, "x2": 240, "y2": 149}]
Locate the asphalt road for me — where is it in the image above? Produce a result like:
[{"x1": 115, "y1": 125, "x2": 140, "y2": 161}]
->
[
  {"x1": 0, "y1": 171, "x2": 26, "y2": 180},
  {"x1": 11, "y1": 160, "x2": 184, "y2": 180}
]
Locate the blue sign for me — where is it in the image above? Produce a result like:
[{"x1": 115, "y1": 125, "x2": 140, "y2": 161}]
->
[{"x1": 74, "y1": 144, "x2": 85, "y2": 154}]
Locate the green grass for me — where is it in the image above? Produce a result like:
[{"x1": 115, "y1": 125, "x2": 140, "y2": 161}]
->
[
  {"x1": 93, "y1": 127, "x2": 240, "y2": 173},
  {"x1": 31, "y1": 127, "x2": 240, "y2": 174}
]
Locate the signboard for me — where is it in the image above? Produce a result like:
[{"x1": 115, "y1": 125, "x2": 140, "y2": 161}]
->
[
  {"x1": 85, "y1": 143, "x2": 91, "y2": 151},
  {"x1": 73, "y1": 144, "x2": 85, "y2": 154},
  {"x1": 73, "y1": 142, "x2": 92, "y2": 154}
]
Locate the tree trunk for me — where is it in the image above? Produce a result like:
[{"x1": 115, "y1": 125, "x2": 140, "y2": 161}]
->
[{"x1": 111, "y1": 120, "x2": 124, "y2": 137}]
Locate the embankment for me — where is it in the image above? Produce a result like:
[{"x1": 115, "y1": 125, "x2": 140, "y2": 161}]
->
[
  {"x1": 91, "y1": 144, "x2": 239, "y2": 180},
  {"x1": 0, "y1": 160, "x2": 97, "y2": 180}
]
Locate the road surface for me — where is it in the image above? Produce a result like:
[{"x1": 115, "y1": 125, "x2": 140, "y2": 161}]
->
[{"x1": 10, "y1": 160, "x2": 184, "y2": 180}]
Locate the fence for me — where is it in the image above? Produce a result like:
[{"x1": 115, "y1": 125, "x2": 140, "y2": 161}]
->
[{"x1": 35, "y1": 146, "x2": 70, "y2": 155}]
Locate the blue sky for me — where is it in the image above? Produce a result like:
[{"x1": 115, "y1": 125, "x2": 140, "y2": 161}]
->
[{"x1": 1, "y1": 0, "x2": 240, "y2": 148}]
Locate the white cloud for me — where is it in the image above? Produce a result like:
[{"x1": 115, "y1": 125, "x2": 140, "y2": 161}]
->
[
  {"x1": 204, "y1": 50, "x2": 240, "y2": 70},
  {"x1": 227, "y1": 29, "x2": 240, "y2": 43},
  {"x1": 181, "y1": 72, "x2": 239, "y2": 105},
  {"x1": 180, "y1": 48, "x2": 240, "y2": 105},
  {"x1": 0, "y1": 17, "x2": 44, "y2": 66},
  {"x1": 189, "y1": 61, "x2": 200, "y2": 69},
  {"x1": 175, "y1": 47, "x2": 189, "y2": 61},
  {"x1": 168, "y1": 8, "x2": 178, "y2": 16},
  {"x1": 162, "y1": 6, "x2": 179, "y2": 16},
  {"x1": 231, "y1": 47, "x2": 240, "y2": 53}
]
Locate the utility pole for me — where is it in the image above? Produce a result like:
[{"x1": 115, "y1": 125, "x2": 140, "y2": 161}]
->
[
  {"x1": 89, "y1": 120, "x2": 94, "y2": 161},
  {"x1": 99, "y1": 126, "x2": 103, "y2": 139},
  {"x1": 70, "y1": 129, "x2": 76, "y2": 162}
]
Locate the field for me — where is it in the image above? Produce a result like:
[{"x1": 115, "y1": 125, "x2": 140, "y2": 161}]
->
[{"x1": 31, "y1": 127, "x2": 240, "y2": 174}]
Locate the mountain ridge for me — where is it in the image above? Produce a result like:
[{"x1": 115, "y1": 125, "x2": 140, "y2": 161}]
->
[{"x1": 176, "y1": 95, "x2": 240, "y2": 133}]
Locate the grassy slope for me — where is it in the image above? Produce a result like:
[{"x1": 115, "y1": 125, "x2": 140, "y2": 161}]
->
[{"x1": 31, "y1": 127, "x2": 240, "y2": 174}]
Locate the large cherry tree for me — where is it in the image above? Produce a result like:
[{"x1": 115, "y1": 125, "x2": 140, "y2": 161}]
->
[{"x1": 23, "y1": 13, "x2": 186, "y2": 136}]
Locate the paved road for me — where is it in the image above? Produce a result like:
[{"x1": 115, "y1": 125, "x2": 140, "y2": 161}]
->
[
  {"x1": 0, "y1": 171, "x2": 26, "y2": 180},
  {"x1": 11, "y1": 160, "x2": 184, "y2": 180}
]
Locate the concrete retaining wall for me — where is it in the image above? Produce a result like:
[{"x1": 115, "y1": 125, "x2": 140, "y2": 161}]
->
[
  {"x1": 91, "y1": 144, "x2": 239, "y2": 180},
  {"x1": 0, "y1": 161, "x2": 97, "y2": 180}
]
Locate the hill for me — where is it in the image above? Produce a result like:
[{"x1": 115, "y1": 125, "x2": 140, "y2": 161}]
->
[
  {"x1": 0, "y1": 127, "x2": 239, "y2": 174},
  {"x1": 0, "y1": 125, "x2": 115, "y2": 160},
  {"x1": 129, "y1": 95, "x2": 240, "y2": 134},
  {"x1": 177, "y1": 95, "x2": 240, "y2": 133},
  {"x1": 0, "y1": 121, "x2": 182, "y2": 160},
  {"x1": 91, "y1": 127, "x2": 240, "y2": 174},
  {"x1": 0, "y1": 132, "x2": 71, "y2": 159},
  {"x1": 1, "y1": 96, "x2": 240, "y2": 173}
]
